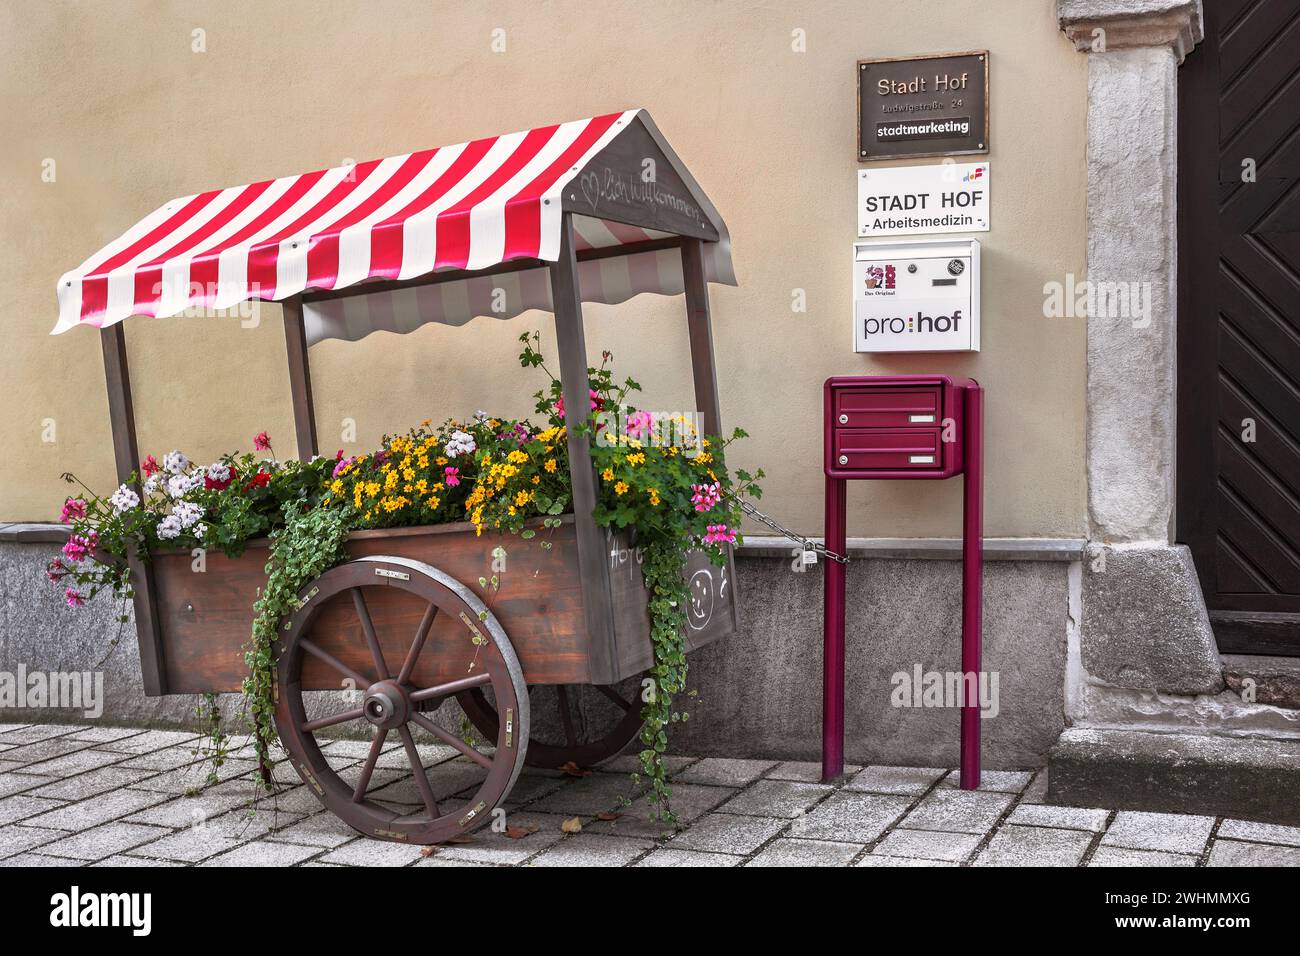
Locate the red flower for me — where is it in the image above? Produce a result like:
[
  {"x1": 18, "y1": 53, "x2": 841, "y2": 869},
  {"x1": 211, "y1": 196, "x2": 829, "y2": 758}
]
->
[
  {"x1": 243, "y1": 470, "x2": 271, "y2": 492},
  {"x1": 141, "y1": 455, "x2": 160, "y2": 477},
  {"x1": 204, "y1": 470, "x2": 236, "y2": 492},
  {"x1": 253, "y1": 431, "x2": 271, "y2": 452}
]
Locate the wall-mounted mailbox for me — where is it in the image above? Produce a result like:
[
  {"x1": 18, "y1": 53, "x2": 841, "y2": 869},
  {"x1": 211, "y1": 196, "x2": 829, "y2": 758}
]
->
[
  {"x1": 853, "y1": 238, "x2": 980, "y2": 353},
  {"x1": 822, "y1": 374, "x2": 984, "y2": 789}
]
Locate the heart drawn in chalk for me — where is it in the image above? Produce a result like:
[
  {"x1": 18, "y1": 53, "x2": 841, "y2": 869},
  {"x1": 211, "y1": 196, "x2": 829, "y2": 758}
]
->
[{"x1": 579, "y1": 171, "x2": 601, "y2": 211}]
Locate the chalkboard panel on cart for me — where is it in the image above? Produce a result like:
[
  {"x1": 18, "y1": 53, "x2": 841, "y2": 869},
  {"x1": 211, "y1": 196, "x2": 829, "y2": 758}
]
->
[{"x1": 858, "y1": 51, "x2": 989, "y2": 162}]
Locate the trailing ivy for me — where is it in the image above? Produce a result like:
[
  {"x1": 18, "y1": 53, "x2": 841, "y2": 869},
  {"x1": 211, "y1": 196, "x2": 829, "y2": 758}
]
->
[{"x1": 242, "y1": 501, "x2": 352, "y2": 784}]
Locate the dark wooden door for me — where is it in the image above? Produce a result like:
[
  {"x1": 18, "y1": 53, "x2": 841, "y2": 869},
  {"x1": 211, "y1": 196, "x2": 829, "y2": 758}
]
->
[{"x1": 1178, "y1": 0, "x2": 1300, "y2": 655}]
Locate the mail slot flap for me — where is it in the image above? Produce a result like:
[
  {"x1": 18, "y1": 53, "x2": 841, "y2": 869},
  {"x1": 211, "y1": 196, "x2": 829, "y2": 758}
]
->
[
  {"x1": 833, "y1": 428, "x2": 941, "y2": 470},
  {"x1": 834, "y1": 386, "x2": 942, "y2": 428}
]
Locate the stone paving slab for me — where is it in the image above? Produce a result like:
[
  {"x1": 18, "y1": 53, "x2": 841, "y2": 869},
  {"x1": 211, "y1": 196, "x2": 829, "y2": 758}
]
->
[
  {"x1": 3, "y1": 733, "x2": 1300, "y2": 867},
  {"x1": 871, "y1": 829, "x2": 982, "y2": 863},
  {"x1": 900, "y1": 789, "x2": 1014, "y2": 834},
  {"x1": 667, "y1": 812, "x2": 786, "y2": 855},
  {"x1": 1207, "y1": 840, "x2": 1300, "y2": 867},
  {"x1": 1099, "y1": 811, "x2": 1216, "y2": 855},
  {"x1": 747, "y1": 838, "x2": 860, "y2": 867},
  {"x1": 1088, "y1": 846, "x2": 1199, "y2": 867},
  {"x1": 718, "y1": 779, "x2": 830, "y2": 818},
  {"x1": 846, "y1": 765, "x2": 946, "y2": 795},
  {"x1": 671, "y1": 758, "x2": 777, "y2": 787},
  {"x1": 787, "y1": 791, "x2": 912, "y2": 844},
  {"x1": 973, "y1": 824, "x2": 1093, "y2": 867},
  {"x1": 1006, "y1": 803, "x2": 1109, "y2": 832}
]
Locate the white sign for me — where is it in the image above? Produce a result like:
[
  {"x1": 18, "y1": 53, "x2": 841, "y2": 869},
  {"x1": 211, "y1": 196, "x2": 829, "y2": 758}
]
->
[
  {"x1": 858, "y1": 162, "x2": 989, "y2": 237},
  {"x1": 853, "y1": 238, "x2": 980, "y2": 352}
]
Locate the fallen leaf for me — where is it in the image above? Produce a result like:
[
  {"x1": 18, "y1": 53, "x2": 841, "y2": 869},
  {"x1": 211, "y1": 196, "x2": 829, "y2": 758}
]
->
[
  {"x1": 560, "y1": 816, "x2": 583, "y2": 834},
  {"x1": 419, "y1": 846, "x2": 436, "y2": 857},
  {"x1": 505, "y1": 824, "x2": 540, "y2": 840},
  {"x1": 559, "y1": 761, "x2": 592, "y2": 778},
  {"x1": 596, "y1": 812, "x2": 623, "y2": 822}
]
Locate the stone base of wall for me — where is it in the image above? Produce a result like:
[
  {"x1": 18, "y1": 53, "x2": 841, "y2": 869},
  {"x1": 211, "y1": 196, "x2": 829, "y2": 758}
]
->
[{"x1": 1, "y1": 538, "x2": 1074, "y2": 769}]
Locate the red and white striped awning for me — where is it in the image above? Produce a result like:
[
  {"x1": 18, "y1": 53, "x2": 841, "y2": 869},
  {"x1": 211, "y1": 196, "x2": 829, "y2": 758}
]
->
[{"x1": 54, "y1": 109, "x2": 734, "y2": 344}]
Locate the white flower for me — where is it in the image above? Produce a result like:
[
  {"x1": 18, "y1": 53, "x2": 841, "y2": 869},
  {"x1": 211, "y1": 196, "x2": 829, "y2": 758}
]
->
[
  {"x1": 166, "y1": 473, "x2": 199, "y2": 499},
  {"x1": 109, "y1": 484, "x2": 140, "y2": 514},
  {"x1": 143, "y1": 475, "x2": 161, "y2": 495},
  {"x1": 445, "y1": 430, "x2": 477, "y2": 458},
  {"x1": 205, "y1": 462, "x2": 231, "y2": 483},
  {"x1": 173, "y1": 501, "x2": 204, "y2": 529},
  {"x1": 156, "y1": 514, "x2": 183, "y2": 540},
  {"x1": 162, "y1": 450, "x2": 190, "y2": 475},
  {"x1": 194, "y1": 523, "x2": 207, "y2": 540}
]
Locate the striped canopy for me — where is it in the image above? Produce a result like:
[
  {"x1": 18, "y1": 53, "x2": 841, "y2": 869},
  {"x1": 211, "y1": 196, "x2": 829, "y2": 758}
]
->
[{"x1": 53, "y1": 109, "x2": 734, "y2": 344}]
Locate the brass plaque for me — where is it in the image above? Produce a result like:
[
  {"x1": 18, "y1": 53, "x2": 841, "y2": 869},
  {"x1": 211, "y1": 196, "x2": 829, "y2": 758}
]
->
[{"x1": 858, "y1": 52, "x2": 989, "y2": 161}]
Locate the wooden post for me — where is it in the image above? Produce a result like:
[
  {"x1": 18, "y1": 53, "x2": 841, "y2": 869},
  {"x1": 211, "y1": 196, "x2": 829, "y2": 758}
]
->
[
  {"x1": 282, "y1": 296, "x2": 318, "y2": 461},
  {"x1": 100, "y1": 324, "x2": 167, "y2": 696},
  {"x1": 680, "y1": 239, "x2": 722, "y2": 439},
  {"x1": 549, "y1": 214, "x2": 617, "y2": 682}
]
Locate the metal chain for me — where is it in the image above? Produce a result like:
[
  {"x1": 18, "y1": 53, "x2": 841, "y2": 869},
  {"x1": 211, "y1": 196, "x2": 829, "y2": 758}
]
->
[{"x1": 732, "y1": 497, "x2": 851, "y2": 564}]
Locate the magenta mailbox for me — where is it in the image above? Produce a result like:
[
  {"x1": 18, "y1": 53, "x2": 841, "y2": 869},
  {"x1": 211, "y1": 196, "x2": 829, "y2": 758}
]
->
[{"x1": 822, "y1": 374, "x2": 983, "y2": 789}]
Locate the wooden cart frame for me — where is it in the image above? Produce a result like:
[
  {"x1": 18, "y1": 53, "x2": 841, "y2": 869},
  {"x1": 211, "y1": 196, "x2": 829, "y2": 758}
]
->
[{"x1": 86, "y1": 112, "x2": 739, "y2": 842}]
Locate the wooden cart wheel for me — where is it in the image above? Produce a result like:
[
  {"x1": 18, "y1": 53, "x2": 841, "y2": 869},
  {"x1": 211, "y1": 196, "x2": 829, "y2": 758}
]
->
[
  {"x1": 274, "y1": 555, "x2": 528, "y2": 845},
  {"x1": 457, "y1": 679, "x2": 644, "y2": 770}
]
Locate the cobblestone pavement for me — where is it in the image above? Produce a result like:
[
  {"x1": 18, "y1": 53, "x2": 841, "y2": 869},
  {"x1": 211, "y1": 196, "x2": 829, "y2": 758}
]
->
[{"x1": 1, "y1": 721, "x2": 1298, "y2": 867}]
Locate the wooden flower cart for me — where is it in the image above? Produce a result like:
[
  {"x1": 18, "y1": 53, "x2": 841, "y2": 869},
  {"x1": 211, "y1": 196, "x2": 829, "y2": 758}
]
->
[{"x1": 57, "y1": 110, "x2": 739, "y2": 843}]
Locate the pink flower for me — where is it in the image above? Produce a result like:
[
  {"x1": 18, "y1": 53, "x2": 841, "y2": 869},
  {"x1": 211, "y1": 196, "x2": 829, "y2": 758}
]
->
[
  {"x1": 553, "y1": 389, "x2": 603, "y2": 419},
  {"x1": 46, "y1": 558, "x2": 68, "y2": 582},
  {"x1": 703, "y1": 524, "x2": 736, "y2": 545},
  {"x1": 141, "y1": 455, "x2": 160, "y2": 477},
  {"x1": 691, "y1": 482, "x2": 722, "y2": 513},
  {"x1": 253, "y1": 431, "x2": 271, "y2": 452},
  {"x1": 62, "y1": 531, "x2": 99, "y2": 563},
  {"x1": 60, "y1": 498, "x2": 87, "y2": 524},
  {"x1": 332, "y1": 456, "x2": 355, "y2": 479},
  {"x1": 444, "y1": 466, "x2": 461, "y2": 487},
  {"x1": 64, "y1": 587, "x2": 84, "y2": 608},
  {"x1": 626, "y1": 411, "x2": 654, "y2": 439}
]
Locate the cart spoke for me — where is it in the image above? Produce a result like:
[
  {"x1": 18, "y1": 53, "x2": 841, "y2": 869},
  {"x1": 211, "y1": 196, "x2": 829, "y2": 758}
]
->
[
  {"x1": 350, "y1": 589, "x2": 390, "y2": 679},
  {"x1": 300, "y1": 706, "x2": 365, "y2": 733},
  {"x1": 352, "y1": 728, "x2": 388, "y2": 803},
  {"x1": 594, "y1": 684, "x2": 635, "y2": 712},
  {"x1": 409, "y1": 712, "x2": 494, "y2": 770},
  {"x1": 557, "y1": 686, "x2": 578, "y2": 748},
  {"x1": 409, "y1": 671, "x2": 491, "y2": 703},
  {"x1": 300, "y1": 638, "x2": 374, "y2": 689},
  {"x1": 396, "y1": 603, "x2": 438, "y2": 685},
  {"x1": 397, "y1": 724, "x2": 440, "y2": 820}
]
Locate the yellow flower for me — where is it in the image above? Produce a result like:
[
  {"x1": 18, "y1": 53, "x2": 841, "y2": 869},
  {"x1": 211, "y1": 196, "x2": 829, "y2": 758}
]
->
[
  {"x1": 648, "y1": 487, "x2": 661, "y2": 506},
  {"x1": 436, "y1": 456, "x2": 448, "y2": 466},
  {"x1": 514, "y1": 489, "x2": 531, "y2": 506},
  {"x1": 416, "y1": 479, "x2": 428, "y2": 493},
  {"x1": 614, "y1": 481, "x2": 629, "y2": 495},
  {"x1": 329, "y1": 480, "x2": 343, "y2": 495},
  {"x1": 418, "y1": 456, "x2": 429, "y2": 468},
  {"x1": 544, "y1": 459, "x2": 557, "y2": 474},
  {"x1": 365, "y1": 481, "x2": 381, "y2": 498},
  {"x1": 627, "y1": 452, "x2": 646, "y2": 466},
  {"x1": 601, "y1": 468, "x2": 614, "y2": 481},
  {"x1": 531, "y1": 475, "x2": 540, "y2": 485},
  {"x1": 427, "y1": 495, "x2": 441, "y2": 510},
  {"x1": 507, "y1": 450, "x2": 528, "y2": 464}
]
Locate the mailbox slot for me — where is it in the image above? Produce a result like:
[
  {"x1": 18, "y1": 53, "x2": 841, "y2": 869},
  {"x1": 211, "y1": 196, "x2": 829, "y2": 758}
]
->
[
  {"x1": 834, "y1": 428, "x2": 940, "y2": 470},
  {"x1": 834, "y1": 386, "x2": 942, "y2": 429}
]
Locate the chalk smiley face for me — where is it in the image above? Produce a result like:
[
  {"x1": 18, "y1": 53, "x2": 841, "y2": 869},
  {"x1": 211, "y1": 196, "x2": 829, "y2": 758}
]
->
[{"x1": 688, "y1": 569, "x2": 714, "y2": 630}]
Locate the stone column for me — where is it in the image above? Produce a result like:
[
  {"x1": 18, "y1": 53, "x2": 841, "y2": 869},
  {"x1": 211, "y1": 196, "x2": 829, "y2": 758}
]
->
[{"x1": 1058, "y1": 0, "x2": 1222, "y2": 697}]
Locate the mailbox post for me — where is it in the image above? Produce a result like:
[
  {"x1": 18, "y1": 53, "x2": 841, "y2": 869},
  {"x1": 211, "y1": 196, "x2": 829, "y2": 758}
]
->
[{"x1": 822, "y1": 374, "x2": 983, "y2": 789}]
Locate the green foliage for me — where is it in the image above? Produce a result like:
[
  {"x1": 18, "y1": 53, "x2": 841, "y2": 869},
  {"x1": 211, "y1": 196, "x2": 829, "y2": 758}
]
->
[{"x1": 242, "y1": 502, "x2": 352, "y2": 785}]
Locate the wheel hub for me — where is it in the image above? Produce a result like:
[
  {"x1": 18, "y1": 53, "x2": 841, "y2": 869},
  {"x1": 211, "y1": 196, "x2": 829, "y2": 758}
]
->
[{"x1": 362, "y1": 680, "x2": 410, "y2": 729}]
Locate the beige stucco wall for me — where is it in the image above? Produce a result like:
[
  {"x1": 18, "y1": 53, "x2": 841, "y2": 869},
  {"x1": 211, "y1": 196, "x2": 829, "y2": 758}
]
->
[{"x1": 1, "y1": 0, "x2": 1086, "y2": 538}]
